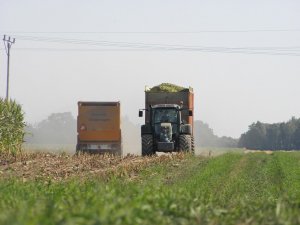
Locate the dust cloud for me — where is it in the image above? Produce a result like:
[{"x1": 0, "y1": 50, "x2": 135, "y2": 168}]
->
[
  {"x1": 24, "y1": 112, "x2": 142, "y2": 155},
  {"x1": 121, "y1": 117, "x2": 141, "y2": 155}
]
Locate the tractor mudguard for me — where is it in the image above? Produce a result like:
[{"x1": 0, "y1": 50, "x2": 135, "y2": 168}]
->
[
  {"x1": 141, "y1": 124, "x2": 152, "y2": 135},
  {"x1": 180, "y1": 124, "x2": 192, "y2": 135}
]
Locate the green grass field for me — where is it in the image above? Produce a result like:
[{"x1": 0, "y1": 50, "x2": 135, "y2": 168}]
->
[{"x1": 1, "y1": 151, "x2": 300, "y2": 225}]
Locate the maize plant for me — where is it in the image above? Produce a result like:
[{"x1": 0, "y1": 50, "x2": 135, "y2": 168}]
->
[
  {"x1": 146, "y1": 83, "x2": 189, "y2": 92},
  {"x1": 0, "y1": 98, "x2": 25, "y2": 155}
]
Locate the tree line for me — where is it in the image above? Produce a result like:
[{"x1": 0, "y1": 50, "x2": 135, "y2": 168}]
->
[
  {"x1": 238, "y1": 117, "x2": 300, "y2": 150},
  {"x1": 25, "y1": 112, "x2": 300, "y2": 150},
  {"x1": 25, "y1": 112, "x2": 76, "y2": 145},
  {"x1": 25, "y1": 112, "x2": 239, "y2": 148},
  {"x1": 194, "y1": 121, "x2": 238, "y2": 148}
]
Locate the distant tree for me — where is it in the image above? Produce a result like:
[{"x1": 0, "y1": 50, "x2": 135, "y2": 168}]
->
[
  {"x1": 194, "y1": 121, "x2": 217, "y2": 147},
  {"x1": 266, "y1": 124, "x2": 281, "y2": 150},
  {"x1": 239, "y1": 122, "x2": 267, "y2": 150},
  {"x1": 25, "y1": 112, "x2": 76, "y2": 144},
  {"x1": 239, "y1": 117, "x2": 300, "y2": 150},
  {"x1": 194, "y1": 120, "x2": 238, "y2": 148},
  {"x1": 218, "y1": 136, "x2": 238, "y2": 148}
]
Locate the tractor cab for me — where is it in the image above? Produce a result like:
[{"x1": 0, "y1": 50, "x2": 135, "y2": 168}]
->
[{"x1": 150, "y1": 104, "x2": 181, "y2": 141}]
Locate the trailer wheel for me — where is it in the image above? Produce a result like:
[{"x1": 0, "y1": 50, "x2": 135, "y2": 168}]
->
[
  {"x1": 142, "y1": 135, "x2": 155, "y2": 156},
  {"x1": 179, "y1": 135, "x2": 192, "y2": 152}
]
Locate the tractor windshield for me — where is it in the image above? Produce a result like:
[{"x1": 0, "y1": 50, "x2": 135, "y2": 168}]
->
[{"x1": 153, "y1": 108, "x2": 178, "y2": 124}]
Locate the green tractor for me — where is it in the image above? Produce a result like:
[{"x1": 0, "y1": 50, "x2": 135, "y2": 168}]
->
[{"x1": 139, "y1": 103, "x2": 194, "y2": 156}]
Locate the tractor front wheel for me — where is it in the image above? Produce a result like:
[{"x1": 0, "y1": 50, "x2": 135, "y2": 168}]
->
[
  {"x1": 191, "y1": 136, "x2": 195, "y2": 154},
  {"x1": 142, "y1": 135, "x2": 155, "y2": 156},
  {"x1": 179, "y1": 134, "x2": 192, "y2": 153}
]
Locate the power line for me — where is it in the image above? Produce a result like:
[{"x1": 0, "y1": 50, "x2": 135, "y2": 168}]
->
[
  {"x1": 2, "y1": 29, "x2": 300, "y2": 34},
  {"x1": 11, "y1": 35, "x2": 300, "y2": 50},
  {"x1": 10, "y1": 35, "x2": 300, "y2": 54},
  {"x1": 1, "y1": 47, "x2": 299, "y2": 57},
  {"x1": 1, "y1": 35, "x2": 299, "y2": 56}
]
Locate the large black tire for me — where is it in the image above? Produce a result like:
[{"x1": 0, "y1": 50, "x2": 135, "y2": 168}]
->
[
  {"x1": 191, "y1": 136, "x2": 195, "y2": 154},
  {"x1": 142, "y1": 135, "x2": 155, "y2": 156},
  {"x1": 179, "y1": 135, "x2": 192, "y2": 152}
]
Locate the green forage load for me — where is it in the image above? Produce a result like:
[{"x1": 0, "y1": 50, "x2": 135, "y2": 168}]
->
[
  {"x1": 0, "y1": 99, "x2": 25, "y2": 155},
  {"x1": 147, "y1": 83, "x2": 189, "y2": 92}
]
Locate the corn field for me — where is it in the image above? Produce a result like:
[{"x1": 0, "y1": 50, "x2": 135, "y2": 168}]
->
[{"x1": 0, "y1": 98, "x2": 25, "y2": 155}]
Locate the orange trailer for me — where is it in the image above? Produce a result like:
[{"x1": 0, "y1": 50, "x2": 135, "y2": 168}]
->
[
  {"x1": 144, "y1": 89, "x2": 194, "y2": 127},
  {"x1": 76, "y1": 102, "x2": 122, "y2": 155}
]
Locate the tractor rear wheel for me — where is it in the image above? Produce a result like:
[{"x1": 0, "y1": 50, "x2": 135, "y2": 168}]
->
[
  {"x1": 142, "y1": 135, "x2": 155, "y2": 156},
  {"x1": 179, "y1": 134, "x2": 192, "y2": 152}
]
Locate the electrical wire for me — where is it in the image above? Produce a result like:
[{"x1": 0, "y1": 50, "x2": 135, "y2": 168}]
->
[
  {"x1": 1, "y1": 29, "x2": 300, "y2": 34},
  {"x1": 11, "y1": 35, "x2": 300, "y2": 50},
  {"x1": 1, "y1": 47, "x2": 299, "y2": 56},
  {"x1": 1, "y1": 34, "x2": 299, "y2": 56}
]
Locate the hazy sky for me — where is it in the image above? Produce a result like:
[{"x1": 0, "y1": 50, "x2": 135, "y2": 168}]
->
[{"x1": 1, "y1": 0, "x2": 300, "y2": 138}]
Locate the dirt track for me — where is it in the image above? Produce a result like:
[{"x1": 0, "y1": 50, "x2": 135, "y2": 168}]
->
[{"x1": 244, "y1": 149, "x2": 274, "y2": 154}]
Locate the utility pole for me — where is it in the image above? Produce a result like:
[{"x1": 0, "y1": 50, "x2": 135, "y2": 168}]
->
[{"x1": 3, "y1": 35, "x2": 15, "y2": 100}]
